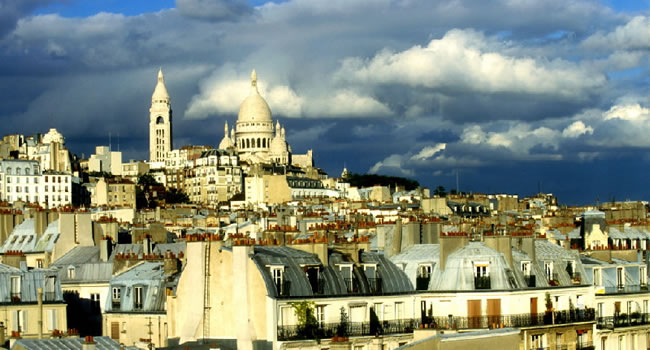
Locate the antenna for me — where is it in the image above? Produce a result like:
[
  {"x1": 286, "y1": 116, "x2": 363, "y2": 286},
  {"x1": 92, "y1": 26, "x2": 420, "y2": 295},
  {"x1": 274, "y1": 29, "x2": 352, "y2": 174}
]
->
[
  {"x1": 456, "y1": 169, "x2": 459, "y2": 194},
  {"x1": 117, "y1": 132, "x2": 120, "y2": 152},
  {"x1": 109, "y1": 132, "x2": 112, "y2": 151}
]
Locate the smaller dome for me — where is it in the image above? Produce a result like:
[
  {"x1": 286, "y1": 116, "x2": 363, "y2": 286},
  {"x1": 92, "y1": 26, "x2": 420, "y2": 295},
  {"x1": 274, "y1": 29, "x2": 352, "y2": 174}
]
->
[
  {"x1": 152, "y1": 68, "x2": 170, "y2": 100},
  {"x1": 42, "y1": 128, "x2": 64, "y2": 145},
  {"x1": 237, "y1": 69, "x2": 272, "y2": 123},
  {"x1": 270, "y1": 134, "x2": 288, "y2": 154},
  {"x1": 219, "y1": 136, "x2": 234, "y2": 150}
]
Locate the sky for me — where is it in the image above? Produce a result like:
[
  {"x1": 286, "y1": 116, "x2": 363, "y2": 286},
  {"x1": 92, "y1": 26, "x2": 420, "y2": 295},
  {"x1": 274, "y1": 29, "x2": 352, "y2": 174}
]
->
[{"x1": 0, "y1": 0, "x2": 649, "y2": 205}]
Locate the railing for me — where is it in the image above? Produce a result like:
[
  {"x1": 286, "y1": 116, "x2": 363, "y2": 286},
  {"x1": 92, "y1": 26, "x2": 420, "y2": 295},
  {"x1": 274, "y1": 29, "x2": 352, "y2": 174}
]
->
[
  {"x1": 416, "y1": 276, "x2": 430, "y2": 290},
  {"x1": 571, "y1": 272, "x2": 582, "y2": 284},
  {"x1": 597, "y1": 313, "x2": 650, "y2": 329},
  {"x1": 603, "y1": 284, "x2": 649, "y2": 294},
  {"x1": 134, "y1": 301, "x2": 143, "y2": 311},
  {"x1": 43, "y1": 291, "x2": 56, "y2": 302},
  {"x1": 474, "y1": 276, "x2": 491, "y2": 289},
  {"x1": 525, "y1": 275, "x2": 536, "y2": 287},
  {"x1": 111, "y1": 300, "x2": 120, "y2": 309},
  {"x1": 367, "y1": 278, "x2": 383, "y2": 295},
  {"x1": 310, "y1": 278, "x2": 325, "y2": 295},
  {"x1": 344, "y1": 278, "x2": 360, "y2": 294},
  {"x1": 278, "y1": 309, "x2": 596, "y2": 341},
  {"x1": 576, "y1": 341, "x2": 594, "y2": 350},
  {"x1": 277, "y1": 318, "x2": 418, "y2": 341},
  {"x1": 276, "y1": 280, "x2": 291, "y2": 297}
]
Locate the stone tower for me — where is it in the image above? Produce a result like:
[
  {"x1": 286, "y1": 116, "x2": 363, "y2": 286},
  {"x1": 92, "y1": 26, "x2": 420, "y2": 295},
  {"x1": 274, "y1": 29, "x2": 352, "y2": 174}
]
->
[{"x1": 149, "y1": 68, "x2": 172, "y2": 163}]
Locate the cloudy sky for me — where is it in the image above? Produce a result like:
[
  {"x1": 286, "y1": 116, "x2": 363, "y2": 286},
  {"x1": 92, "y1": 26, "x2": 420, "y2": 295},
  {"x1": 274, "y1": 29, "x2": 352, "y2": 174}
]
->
[{"x1": 0, "y1": 0, "x2": 649, "y2": 204}]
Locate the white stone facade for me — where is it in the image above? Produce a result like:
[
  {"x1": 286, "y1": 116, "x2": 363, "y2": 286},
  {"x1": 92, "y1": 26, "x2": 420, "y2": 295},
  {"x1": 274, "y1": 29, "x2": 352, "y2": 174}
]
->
[
  {"x1": 0, "y1": 159, "x2": 72, "y2": 207},
  {"x1": 150, "y1": 69, "x2": 173, "y2": 163}
]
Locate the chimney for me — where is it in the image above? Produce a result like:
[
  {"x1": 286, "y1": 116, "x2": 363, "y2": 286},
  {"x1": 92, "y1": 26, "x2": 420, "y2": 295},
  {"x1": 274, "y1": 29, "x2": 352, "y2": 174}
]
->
[
  {"x1": 100, "y1": 238, "x2": 113, "y2": 262},
  {"x1": 390, "y1": 218, "x2": 402, "y2": 257},
  {"x1": 3, "y1": 251, "x2": 26, "y2": 269},
  {"x1": 143, "y1": 236, "x2": 152, "y2": 255},
  {"x1": 440, "y1": 235, "x2": 469, "y2": 270},
  {"x1": 483, "y1": 235, "x2": 513, "y2": 268},
  {"x1": 163, "y1": 252, "x2": 180, "y2": 275},
  {"x1": 34, "y1": 211, "x2": 47, "y2": 240},
  {"x1": 37, "y1": 288, "x2": 43, "y2": 339},
  {"x1": 82, "y1": 336, "x2": 96, "y2": 350}
]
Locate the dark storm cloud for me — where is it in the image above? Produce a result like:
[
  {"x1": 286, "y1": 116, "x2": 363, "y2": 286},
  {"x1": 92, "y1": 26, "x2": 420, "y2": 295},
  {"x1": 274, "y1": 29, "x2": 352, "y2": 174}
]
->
[{"x1": 0, "y1": 0, "x2": 648, "y2": 203}]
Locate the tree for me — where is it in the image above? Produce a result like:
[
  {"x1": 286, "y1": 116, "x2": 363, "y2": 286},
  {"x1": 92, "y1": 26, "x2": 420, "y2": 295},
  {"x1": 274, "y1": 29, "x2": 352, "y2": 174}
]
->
[
  {"x1": 433, "y1": 186, "x2": 446, "y2": 197},
  {"x1": 165, "y1": 188, "x2": 189, "y2": 204},
  {"x1": 336, "y1": 307, "x2": 349, "y2": 337},
  {"x1": 290, "y1": 301, "x2": 318, "y2": 339},
  {"x1": 137, "y1": 173, "x2": 161, "y2": 187}
]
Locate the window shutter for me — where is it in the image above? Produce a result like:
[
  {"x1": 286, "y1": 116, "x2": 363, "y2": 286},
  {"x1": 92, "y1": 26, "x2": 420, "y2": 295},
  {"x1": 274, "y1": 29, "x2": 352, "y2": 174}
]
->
[
  {"x1": 48, "y1": 309, "x2": 56, "y2": 331},
  {"x1": 12, "y1": 310, "x2": 18, "y2": 332},
  {"x1": 21, "y1": 310, "x2": 28, "y2": 332}
]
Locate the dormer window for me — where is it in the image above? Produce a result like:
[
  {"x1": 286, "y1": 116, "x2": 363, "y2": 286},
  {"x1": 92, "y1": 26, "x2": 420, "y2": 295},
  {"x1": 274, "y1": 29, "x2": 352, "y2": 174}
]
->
[
  {"x1": 617, "y1": 267, "x2": 625, "y2": 289},
  {"x1": 339, "y1": 264, "x2": 357, "y2": 293},
  {"x1": 641, "y1": 266, "x2": 647, "y2": 287},
  {"x1": 112, "y1": 287, "x2": 121, "y2": 309},
  {"x1": 474, "y1": 262, "x2": 490, "y2": 289},
  {"x1": 417, "y1": 264, "x2": 432, "y2": 291},
  {"x1": 67, "y1": 267, "x2": 75, "y2": 279},
  {"x1": 593, "y1": 268, "x2": 602, "y2": 286},
  {"x1": 544, "y1": 261, "x2": 554, "y2": 281},
  {"x1": 270, "y1": 266, "x2": 289, "y2": 296},
  {"x1": 10, "y1": 276, "x2": 21, "y2": 301},
  {"x1": 521, "y1": 261, "x2": 531, "y2": 276},
  {"x1": 133, "y1": 286, "x2": 144, "y2": 310}
]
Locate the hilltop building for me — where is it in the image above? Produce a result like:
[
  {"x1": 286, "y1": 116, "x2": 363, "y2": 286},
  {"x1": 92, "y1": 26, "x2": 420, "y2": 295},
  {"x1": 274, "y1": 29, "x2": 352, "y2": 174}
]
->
[{"x1": 149, "y1": 69, "x2": 173, "y2": 165}]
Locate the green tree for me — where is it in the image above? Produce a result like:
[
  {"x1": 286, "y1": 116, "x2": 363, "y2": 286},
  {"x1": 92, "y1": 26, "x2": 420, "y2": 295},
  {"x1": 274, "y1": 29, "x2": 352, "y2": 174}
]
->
[
  {"x1": 290, "y1": 301, "x2": 318, "y2": 339},
  {"x1": 337, "y1": 307, "x2": 349, "y2": 337},
  {"x1": 165, "y1": 188, "x2": 189, "y2": 204}
]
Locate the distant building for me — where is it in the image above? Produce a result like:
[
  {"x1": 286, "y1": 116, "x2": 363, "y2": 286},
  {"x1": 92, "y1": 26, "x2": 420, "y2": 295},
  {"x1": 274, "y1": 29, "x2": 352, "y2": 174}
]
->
[{"x1": 149, "y1": 69, "x2": 172, "y2": 165}]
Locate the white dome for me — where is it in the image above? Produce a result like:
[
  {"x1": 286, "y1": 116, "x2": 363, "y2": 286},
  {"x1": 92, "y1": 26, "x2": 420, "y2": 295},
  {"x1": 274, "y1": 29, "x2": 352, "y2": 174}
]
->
[
  {"x1": 270, "y1": 135, "x2": 287, "y2": 154},
  {"x1": 237, "y1": 70, "x2": 272, "y2": 123},
  {"x1": 152, "y1": 69, "x2": 169, "y2": 100},
  {"x1": 42, "y1": 128, "x2": 64, "y2": 145},
  {"x1": 219, "y1": 136, "x2": 234, "y2": 149}
]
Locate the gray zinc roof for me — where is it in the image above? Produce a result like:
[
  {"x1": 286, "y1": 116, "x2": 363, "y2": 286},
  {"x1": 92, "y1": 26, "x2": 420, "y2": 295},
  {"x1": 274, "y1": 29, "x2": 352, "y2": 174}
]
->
[{"x1": 12, "y1": 336, "x2": 125, "y2": 350}]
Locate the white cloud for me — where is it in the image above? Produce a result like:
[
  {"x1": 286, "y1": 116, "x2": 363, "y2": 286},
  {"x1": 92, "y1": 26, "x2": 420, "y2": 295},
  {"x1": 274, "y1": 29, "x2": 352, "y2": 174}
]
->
[
  {"x1": 604, "y1": 104, "x2": 650, "y2": 121},
  {"x1": 562, "y1": 121, "x2": 593, "y2": 138},
  {"x1": 583, "y1": 16, "x2": 650, "y2": 50},
  {"x1": 337, "y1": 29, "x2": 605, "y2": 99},
  {"x1": 410, "y1": 143, "x2": 446, "y2": 161},
  {"x1": 369, "y1": 154, "x2": 414, "y2": 177}
]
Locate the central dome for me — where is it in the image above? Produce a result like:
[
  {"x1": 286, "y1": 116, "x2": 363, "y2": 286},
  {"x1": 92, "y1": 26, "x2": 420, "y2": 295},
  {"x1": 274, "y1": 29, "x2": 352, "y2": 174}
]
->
[{"x1": 237, "y1": 70, "x2": 272, "y2": 123}]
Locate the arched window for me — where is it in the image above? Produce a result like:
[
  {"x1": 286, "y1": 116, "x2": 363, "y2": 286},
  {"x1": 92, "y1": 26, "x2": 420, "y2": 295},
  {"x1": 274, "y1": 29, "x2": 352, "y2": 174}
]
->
[
  {"x1": 16, "y1": 168, "x2": 21, "y2": 175},
  {"x1": 256, "y1": 138, "x2": 260, "y2": 148},
  {"x1": 6, "y1": 168, "x2": 11, "y2": 175},
  {"x1": 262, "y1": 139, "x2": 266, "y2": 148},
  {"x1": 246, "y1": 139, "x2": 250, "y2": 148},
  {"x1": 156, "y1": 116, "x2": 164, "y2": 124}
]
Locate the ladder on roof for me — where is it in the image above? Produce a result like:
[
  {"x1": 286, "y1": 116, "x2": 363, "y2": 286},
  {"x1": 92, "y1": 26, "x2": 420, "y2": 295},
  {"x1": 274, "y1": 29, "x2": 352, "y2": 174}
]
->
[{"x1": 202, "y1": 241, "x2": 211, "y2": 340}]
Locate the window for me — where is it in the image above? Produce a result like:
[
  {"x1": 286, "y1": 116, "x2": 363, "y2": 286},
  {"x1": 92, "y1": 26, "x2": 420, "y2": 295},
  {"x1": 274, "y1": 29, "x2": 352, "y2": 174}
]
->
[
  {"x1": 597, "y1": 303, "x2": 604, "y2": 317},
  {"x1": 316, "y1": 305, "x2": 326, "y2": 326},
  {"x1": 593, "y1": 268, "x2": 602, "y2": 286},
  {"x1": 617, "y1": 267, "x2": 625, "y2": 288},
  {"x1": 531, "y1": 334, "x2": 545, "y2": 349},
  {"x1": 67, "y1": 267, "x2": 75, "y2": 279},
  {"x1": 641, "y1": 266, "x2": 647, "y2": 286},
  {"x1": 521, "y1": 261, "x2": 531, "y2": 275},
  {"x1": 10, "y1": 276, "x2": 21, "y2": 300},
  {"x1": 134, "y1": 286, "x2": 143, "y2": 310},
  {"x1": 47, "y1": 309, "x2": 57, "y2": 331},
  {"x1": 545, "y1": 261, "x2": 554, "y2": 281},
  {"x1": 12, "y1": 310, "x2": 26, "y2": 332},
  {"x1": 271, "y1": 266, "x2": 287, "y2": 296},
  {"x1": 395, "y1": 302, "x2": 404, "y2": 320},
  {"x1": 112, "y1": 287, "x2": 121, "y2": 309}
]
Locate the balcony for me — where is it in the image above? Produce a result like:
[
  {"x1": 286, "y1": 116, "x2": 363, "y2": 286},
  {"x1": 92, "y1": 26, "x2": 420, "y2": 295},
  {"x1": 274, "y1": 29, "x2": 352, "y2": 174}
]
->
[
  {"x1": 416, "y1": 276, "x2": 430, "y2": 290},
  {"x1": 278, "y1": 309, "x2": 596, "y2": 341},
  {"x1": 43, "y1": 291, "x2": 56, "y2": 302},
  {"x1": 603, "y1": 284, "x2": 649, "y2": 294},
  {"x1": 310, "y1": 278, "x2": 325, "y2": 295},
  {"x1": 525, "y1": 275, "x2": 536, "y2": 287},
  {"x1": 276, "y1": 280, "x2": 291, "y2": 297},
  {"x1": 570, "y1": 272, "x2": 582, "y2": 284},
  {"x1": 597, "y1": 313, "x2": 650, "y2": 329},
  {"x1": 10, "y1": 292, "x2": 21, "y2": 303},
  {"x1": 367, "y1": 277, "x2": 383, "y2": 295},
  {"x1": 344, "y1": 278, "x2": 360, "y2": 294},
  {"x1": 576, "y1": 342, "x2": 594, "y2": 350},
  {"x1": 474, "y1": 276, "x2": 491, "y2": 289}
]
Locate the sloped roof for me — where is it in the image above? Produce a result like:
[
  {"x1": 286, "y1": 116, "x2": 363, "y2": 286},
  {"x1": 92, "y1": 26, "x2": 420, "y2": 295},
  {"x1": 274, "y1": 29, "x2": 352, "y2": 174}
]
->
[{"x1": 13, "y1": 336, "x2": 124, "y2": 350}]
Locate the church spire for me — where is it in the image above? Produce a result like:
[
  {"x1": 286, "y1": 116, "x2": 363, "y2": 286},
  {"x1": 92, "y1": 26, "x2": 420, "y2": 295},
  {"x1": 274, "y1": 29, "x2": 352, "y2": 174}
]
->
[
  {"x1": 152, "y1": 68, "x2": 170, "y2": 100},
  {"x1": 224, "y1": 121, "x2": 229, "y2": 137}
]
